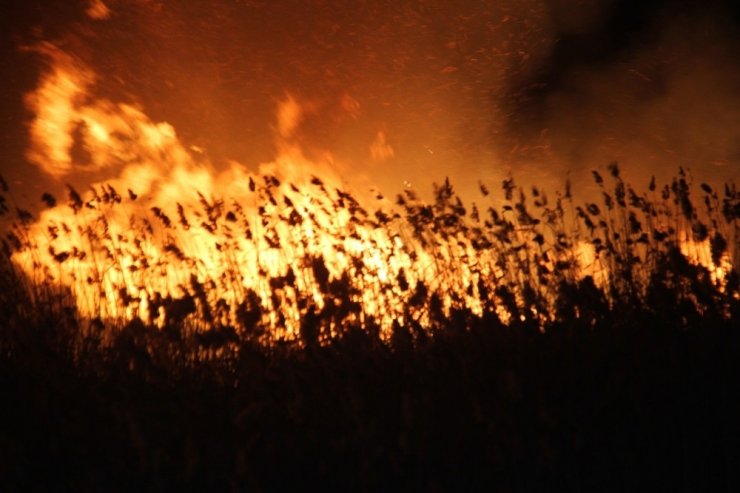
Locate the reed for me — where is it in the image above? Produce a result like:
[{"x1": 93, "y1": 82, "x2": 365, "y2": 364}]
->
[{"x1": 0, "y1": 167, "x2": 737, "y2": 363}]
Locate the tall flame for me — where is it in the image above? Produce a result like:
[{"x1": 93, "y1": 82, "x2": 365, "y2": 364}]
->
[
  {"x1": 7, "y1": 43, "x2": 736, "y2": 346},
  {"x1": 15, "y1": 44, "x2": 491, "y2": 341}
]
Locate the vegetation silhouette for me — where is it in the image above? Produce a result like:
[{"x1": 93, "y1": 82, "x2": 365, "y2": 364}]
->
[{"x1": 0, "y1": 167, "x2": 738, "y2": 491}]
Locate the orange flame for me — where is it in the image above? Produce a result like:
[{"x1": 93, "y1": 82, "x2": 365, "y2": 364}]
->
[
  {"x1": 15, "y1": 44, "x2": 476, "y2": 340},
  {"x1": 9, "y1": 43, "x2": 735, "y2": 345},
  {"x1": 86, "y1": 0, "x2": 111, "y2": 20}
]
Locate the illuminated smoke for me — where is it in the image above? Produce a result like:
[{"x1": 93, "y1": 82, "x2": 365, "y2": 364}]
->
[
  {"x1": 504, "y1": 1, "x2": 740, "y2": 188},
  {"x1": 5, "y1": 1, "x2": 737, "y2": 199}
]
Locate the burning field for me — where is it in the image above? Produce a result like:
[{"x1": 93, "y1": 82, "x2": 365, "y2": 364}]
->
[
  {"x1": 1, "y1": 0, "x2": 739, "y2": 491},
  {"x1": 2, "y1": 38, "x2": 737, "y2": 349}
]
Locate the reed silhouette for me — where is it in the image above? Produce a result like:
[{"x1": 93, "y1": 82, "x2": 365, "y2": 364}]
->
[{"x1": 0, "y1": 167, "x2": 738, "y2": 491}]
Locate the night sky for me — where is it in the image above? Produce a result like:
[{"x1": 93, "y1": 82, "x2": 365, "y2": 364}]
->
[{"x1": 1, "y1": 0, "x2": 739, "y2": 207}]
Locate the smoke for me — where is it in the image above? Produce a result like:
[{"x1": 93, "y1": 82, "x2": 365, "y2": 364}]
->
[
  {"x1": 2, "y1": 0, "x2": 738, "y2": 203},
  {"x1": 505, "y1": 0, "x2": 740, "y2": 190}
]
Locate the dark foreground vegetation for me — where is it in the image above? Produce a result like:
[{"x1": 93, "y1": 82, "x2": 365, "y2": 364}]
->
[
  {"x1": 1, "y1": 167, "x2": 739, "y2": 491},
  {"x1": 2, "y1": 310, "x2": 740, "y2": 492}
]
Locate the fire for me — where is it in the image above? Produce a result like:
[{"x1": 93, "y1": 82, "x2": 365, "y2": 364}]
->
[
  {"x1": 680, "y1": 236, "x2": 732, "y2": 286},
  {"x1": 12, "y1": 44, "x2": 500, "y2": 342},
  {"x1": 85, "y1": 0, "x2": 111, "y2": 20},
  {"x1": 5, "y1": 42, "x2": 737, "y2": 347}
]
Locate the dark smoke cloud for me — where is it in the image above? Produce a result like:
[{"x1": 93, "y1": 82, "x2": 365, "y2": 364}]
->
[{"x1": 505, "y1": 0, "x2": 740, "y2": 190}]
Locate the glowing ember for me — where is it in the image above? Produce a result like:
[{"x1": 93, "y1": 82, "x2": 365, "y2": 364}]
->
[{"x1": 86, "y1": 0, "x2": 111, "y2": 21}]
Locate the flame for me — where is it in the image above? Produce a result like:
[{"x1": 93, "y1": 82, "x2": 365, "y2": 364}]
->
[
  {"x1": 680, "y1": 237, "x2": 732, "y2": 285},
  {"x1": 370, "y1": 131, "x2": 395, "y2": 162},
  {"x1": 8, "y1": 43, "x2": 736, "y2": 346},
  {"x1": 24, "y1": 44, "x2": 96, "y2": 178},
  {"x1": 14, "y1": 44, "x2": 495, "y2": 341},
  {"x1": 86, "y1": 0, "x2": 111, "y2": 20}
]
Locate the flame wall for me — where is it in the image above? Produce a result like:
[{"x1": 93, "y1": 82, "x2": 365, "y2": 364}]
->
[{"x1": 1, "y1": 1, "x2": 736, "y2": 345}]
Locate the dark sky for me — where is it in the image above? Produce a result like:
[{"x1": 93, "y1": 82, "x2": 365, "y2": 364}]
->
[{"x1": 1, "y1": 0, "x2": 739, "y2": 206}]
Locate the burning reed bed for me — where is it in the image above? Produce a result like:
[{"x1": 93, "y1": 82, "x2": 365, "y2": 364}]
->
[
  {"x1": 0, "y1": 167, "x2": 739, "y2": 491},
  {"x1": 1, "y1": 164, "x2": 738, "y2": 356}
]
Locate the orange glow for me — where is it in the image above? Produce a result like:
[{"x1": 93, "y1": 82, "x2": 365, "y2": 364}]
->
[
  {"x1": 680, "y1": 237, "x2": 732, "y2": 286},
  {"x1": 13, "y1": 45, "x2": 490, "y2": 341},
  {"x1": 7, "y1": 43, "x2": 737, "y2": 346},
  {"x1": 86, "y1": 0, "x2": 111, "y2": 20}
]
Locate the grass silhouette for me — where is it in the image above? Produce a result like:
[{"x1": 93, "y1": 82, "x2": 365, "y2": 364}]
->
[{"x1": 0, "y1": 167, "x2": 738, "y2": 491}]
